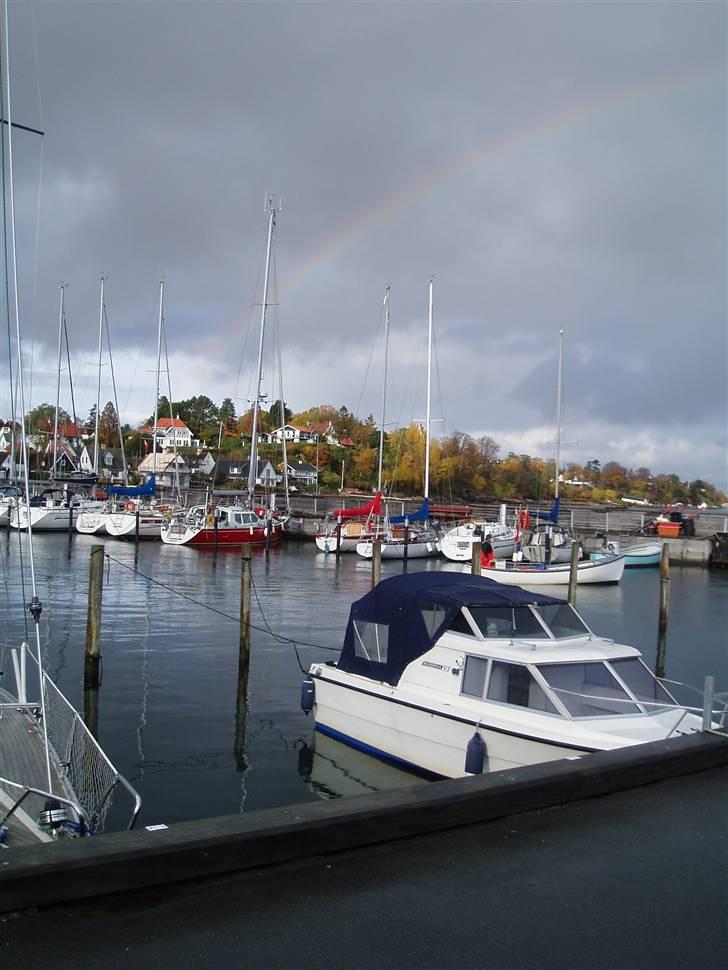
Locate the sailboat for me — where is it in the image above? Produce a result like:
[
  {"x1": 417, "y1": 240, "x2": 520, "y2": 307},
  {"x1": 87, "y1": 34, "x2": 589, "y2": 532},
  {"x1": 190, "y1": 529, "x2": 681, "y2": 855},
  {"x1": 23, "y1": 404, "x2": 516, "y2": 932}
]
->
[
  {"x1": 0, "y1": 9, "x2": 140, "y2": 844},
  {"x1": 162, "y1": 200, "x2": 287, "y2": 548},
  {"x1": 357, "y1": 279, "x2": 441, "y2": 561},
  {"x1": 521, "y1": 330, "x2": 576, "y2": 565},
  {"x1": 315, "y1": 286, "x2": 390, "y2": 554},
  {"x1": 106, "y1": 281, "x2": 170, "y2": 540},
  {"x1": 11, "y1": 285, "x2": 101, "y2": 531}
]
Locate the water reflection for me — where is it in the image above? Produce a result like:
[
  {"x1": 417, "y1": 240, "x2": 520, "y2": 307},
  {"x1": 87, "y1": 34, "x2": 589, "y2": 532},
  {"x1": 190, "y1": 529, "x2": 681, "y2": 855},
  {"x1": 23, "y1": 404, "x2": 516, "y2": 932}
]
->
[
  {"x1": 298, "y1": 732, "x2": 428, "y2": 800},
  {"x1": 0, "y1": 531, "x2": 725, "y2": 826}
]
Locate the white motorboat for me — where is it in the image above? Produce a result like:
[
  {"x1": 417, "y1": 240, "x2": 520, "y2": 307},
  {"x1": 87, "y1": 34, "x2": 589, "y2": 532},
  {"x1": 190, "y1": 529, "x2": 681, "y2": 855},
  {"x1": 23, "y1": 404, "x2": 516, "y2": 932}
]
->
[
  {"x1": 482, "y1": 553, "x2": 625, "y2": 585},
  {"x1": 440, "y1": 520, "x2": 516, "y2": 562},
  {"x1": 303, "y1": 572, "x2": 711, "y2": 779},
  {"x1": 590, "y1": 540, "x2": 662, "y2": 568},
  {"x1": 356, "y1": 526, "x2": 441, "y2": 559}
]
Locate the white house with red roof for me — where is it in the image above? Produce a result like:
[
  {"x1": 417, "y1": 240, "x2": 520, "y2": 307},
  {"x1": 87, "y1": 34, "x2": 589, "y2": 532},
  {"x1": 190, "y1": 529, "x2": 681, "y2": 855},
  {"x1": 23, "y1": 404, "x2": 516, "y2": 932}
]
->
[{"x1": 138, "y1": 416, "x2": 199, "y2": 450}]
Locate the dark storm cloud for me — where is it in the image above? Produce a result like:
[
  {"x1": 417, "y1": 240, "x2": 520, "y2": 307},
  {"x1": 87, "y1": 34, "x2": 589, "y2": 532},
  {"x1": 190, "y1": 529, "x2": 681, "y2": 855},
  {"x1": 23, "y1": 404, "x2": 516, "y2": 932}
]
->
[{"x1": 2, "y1": 0, "x2": 726, "y2": 487}]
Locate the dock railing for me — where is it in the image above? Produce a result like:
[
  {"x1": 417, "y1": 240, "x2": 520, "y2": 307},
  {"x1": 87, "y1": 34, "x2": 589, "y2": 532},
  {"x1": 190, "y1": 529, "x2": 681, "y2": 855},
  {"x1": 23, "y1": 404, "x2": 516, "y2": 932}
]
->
[{"x1": 4, "y1": 646, "x2": 141, "y2": 836}]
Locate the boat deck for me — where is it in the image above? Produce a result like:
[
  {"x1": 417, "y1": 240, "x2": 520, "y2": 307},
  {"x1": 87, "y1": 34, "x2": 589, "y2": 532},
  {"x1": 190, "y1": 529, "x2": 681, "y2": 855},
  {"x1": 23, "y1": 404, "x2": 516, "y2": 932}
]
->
[{"x1": 0, "y1": 688, "x2": 67, "y2": 847}]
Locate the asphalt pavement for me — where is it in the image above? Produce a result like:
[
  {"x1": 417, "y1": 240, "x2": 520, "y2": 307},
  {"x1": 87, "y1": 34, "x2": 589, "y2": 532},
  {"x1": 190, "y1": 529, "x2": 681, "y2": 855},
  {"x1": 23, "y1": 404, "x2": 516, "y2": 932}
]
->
[{"x1": 2, "y1": 766, "x2": 726, "y2": 970}]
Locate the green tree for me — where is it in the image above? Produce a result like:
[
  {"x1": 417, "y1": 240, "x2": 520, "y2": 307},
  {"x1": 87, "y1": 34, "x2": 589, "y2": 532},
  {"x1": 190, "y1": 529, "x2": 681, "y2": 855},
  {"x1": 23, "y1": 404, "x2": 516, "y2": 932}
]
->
[{"x1": 26, "y1": 403, "x2": 71, "y2": 434}]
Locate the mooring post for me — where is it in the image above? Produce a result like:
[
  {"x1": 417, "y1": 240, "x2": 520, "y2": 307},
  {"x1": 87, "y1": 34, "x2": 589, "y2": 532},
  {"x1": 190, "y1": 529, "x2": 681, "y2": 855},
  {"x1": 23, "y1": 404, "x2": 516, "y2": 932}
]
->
[
  {"x1": 84, "y1": 544, "x2": 104, "y2": 689},
  {"x1": 568, "y1": 539, "x2": 579, "y2": 607},
  {"x1": 335, "y1": 515, "x2": 342, "y2": 562},
  {"x1": 83, "y1": 685, "x2": 99, "y2": 740},
  {"x1": 702, "y1": 676, "x2": 715, "y2": 731},
  {"x1": 68, "y1": 503, "x2": 74, "y2": 539},
  {"x1": 235, "y1": 543, "x2": 252, "y2": 769},
  {"x1": 265, "y1": 510, "x2": 272, "y2": 554},
  {"x1": 655, "y1": 542, "x2": 670, "y2": 677},
  {"x1": 403, "y1": 518, "x2": 409, "y2": 567},
  {"x1": 372, "y1": 538, "x2": 382, "y2": 587},
  {"x1": 471, "y1": 539, "x2": 482, "y2": 576},
  {"x1": 134, "y1": 506, "x2": 140, "y2": 545}
]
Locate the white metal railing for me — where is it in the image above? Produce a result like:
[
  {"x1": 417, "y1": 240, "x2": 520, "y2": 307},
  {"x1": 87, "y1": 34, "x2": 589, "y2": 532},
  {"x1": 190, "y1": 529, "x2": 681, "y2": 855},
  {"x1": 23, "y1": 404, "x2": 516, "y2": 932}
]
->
[{"x1": 6, "y1": 646, "x2": 141, "y2": 834}]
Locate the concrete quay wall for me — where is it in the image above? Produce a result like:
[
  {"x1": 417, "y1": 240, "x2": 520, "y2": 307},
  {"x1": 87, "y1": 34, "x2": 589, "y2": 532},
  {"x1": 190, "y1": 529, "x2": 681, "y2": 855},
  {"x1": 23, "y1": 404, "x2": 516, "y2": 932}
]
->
[{"x1": 2, "y1": 732, "x2": 727, "y2": 915}]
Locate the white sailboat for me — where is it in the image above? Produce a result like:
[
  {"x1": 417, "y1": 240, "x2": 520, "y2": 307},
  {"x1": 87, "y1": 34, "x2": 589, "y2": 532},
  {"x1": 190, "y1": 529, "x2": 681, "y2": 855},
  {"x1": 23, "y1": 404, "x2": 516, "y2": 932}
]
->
[
  {"x1": 316, "y1": 285, "x2": 390, "y2": 553},
  {"x1": 440, "y1": 504, "x2": 517, "y2": 562},
  {"x1": 105, "y1": 280, "x2": 169, "y2": 540},
  {"x1": 521, "y1": 330, "x2": 576, "y2": 564},
  {"x1": 0, "y1": 9, "x2": 140, "y2": 843},
  {"x1": 357, "y1": 279, "x2": 440, "y2": 561}
]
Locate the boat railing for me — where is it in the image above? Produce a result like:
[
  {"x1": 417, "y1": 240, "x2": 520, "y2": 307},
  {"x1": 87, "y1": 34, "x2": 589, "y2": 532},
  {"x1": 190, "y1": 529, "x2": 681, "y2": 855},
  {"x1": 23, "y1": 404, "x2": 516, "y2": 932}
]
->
[
  {"x1": 22, "y1": 651, "x2": 142, "y2": 833},
  {"x1": 548, "y1": 678, "x2": 727, "y2": 731},
  {"x1": 0, "y1": 776, "x2": 90, "y2": 836}
]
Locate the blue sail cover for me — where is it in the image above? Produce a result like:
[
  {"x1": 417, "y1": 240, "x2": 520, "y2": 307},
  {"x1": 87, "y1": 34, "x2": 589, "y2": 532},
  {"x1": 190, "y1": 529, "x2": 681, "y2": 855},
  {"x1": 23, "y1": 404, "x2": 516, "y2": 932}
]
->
[
  {"x1": 106, "y1": 474, "x2": 156, "y2": 498},
  {"x1": 337, "y1": 571, "x2": 564, "y2": 686},
  {"x1": 528, "y1": 498, "x2": 561, "y2": 525},
  {"x1": 389, "y1": 498, "x2": 430, "y2": 525}
]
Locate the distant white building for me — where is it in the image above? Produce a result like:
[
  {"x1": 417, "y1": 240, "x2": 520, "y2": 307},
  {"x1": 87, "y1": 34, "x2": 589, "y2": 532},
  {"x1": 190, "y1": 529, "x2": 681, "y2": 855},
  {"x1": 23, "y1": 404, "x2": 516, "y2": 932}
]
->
[
  {"x1": 138, "y1": 416, "x2": 199, "y2": 450},
  {"x1": 137, "y1": 452, "x2": 191, "y2": 490}
]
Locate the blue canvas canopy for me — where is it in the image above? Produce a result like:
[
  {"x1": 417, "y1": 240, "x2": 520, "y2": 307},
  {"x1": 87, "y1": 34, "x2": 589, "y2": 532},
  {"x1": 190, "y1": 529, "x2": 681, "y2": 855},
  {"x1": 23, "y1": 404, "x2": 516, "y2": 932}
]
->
[
  {"x1": 337, "y1": 571, "x2": 564, "y2": 686},
  {"x1": 389, "y1": 498, "x2": 429, "y2": 525},
  {"x1": 106, "y1": 474, "x2": 156, "y2": 498}
]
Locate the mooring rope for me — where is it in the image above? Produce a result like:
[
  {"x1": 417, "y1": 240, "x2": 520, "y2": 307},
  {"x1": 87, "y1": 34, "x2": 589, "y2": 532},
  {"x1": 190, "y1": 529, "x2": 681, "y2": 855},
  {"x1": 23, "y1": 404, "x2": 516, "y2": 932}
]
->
[{"x1": 102, "y1": 553, "x2": 339, "y2": 673}]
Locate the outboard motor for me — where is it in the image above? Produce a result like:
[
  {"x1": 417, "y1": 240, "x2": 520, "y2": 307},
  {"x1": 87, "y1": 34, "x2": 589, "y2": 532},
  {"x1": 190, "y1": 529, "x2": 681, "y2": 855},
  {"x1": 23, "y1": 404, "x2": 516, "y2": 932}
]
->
[
  {"x1": 300, "y1": 677, "x2": 315, "y2": 715},
  {"x1": 464, "y1": 731, "x2": 486, "y2": 774}
]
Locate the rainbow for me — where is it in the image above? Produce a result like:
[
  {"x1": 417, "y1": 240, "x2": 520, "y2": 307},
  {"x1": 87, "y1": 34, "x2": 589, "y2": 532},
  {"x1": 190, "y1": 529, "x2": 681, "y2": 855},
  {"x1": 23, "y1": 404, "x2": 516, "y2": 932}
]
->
[{"x1": 278, "y1": 60, "x2": 723, "y2": 298}]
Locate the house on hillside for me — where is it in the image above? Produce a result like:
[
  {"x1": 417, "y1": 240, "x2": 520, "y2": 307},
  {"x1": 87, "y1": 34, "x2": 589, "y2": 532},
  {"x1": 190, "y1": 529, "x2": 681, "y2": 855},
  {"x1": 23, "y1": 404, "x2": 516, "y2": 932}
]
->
[
  {"x1": 281, "y1": 460, "x2": 318, "y2": 488},
  {"x1": 137, "y1": 452, "x2": 191, "y2": 490},
  {"x1": 138, "y1": 416, "x2": 199, "y2": 450},
  {"x1": 267, "y1": 424, "x2": 319, "y2": 445},
  {"x1": 230, "y1": 459, "x2": 280, "y2": 489}
]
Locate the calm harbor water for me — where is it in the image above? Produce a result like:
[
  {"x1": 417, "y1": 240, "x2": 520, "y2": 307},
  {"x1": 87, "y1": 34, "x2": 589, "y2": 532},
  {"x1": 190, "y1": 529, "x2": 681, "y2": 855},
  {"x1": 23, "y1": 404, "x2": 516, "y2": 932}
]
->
[{"x1": 1, "y1": 530, "x2": 726, "y2": 827}]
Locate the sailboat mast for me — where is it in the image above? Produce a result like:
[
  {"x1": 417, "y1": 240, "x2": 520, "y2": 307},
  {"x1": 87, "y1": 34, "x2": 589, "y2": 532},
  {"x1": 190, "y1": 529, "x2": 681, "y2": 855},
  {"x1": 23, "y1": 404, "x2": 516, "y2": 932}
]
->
[
  {"x1": 377, "y1": 285, "x2": 390, "y2": 495},
  {"x1": 52, "y1": 284, "x2": 65, "y2": 476},
  {"x1": 424, "y1": 278, "x2": 433, "y2": 501},
  {"x1": 2, "y1": 0, "x2": 53, "y2": 793},
  {"x1": 152, "y1": 280, "x2": 164, "y2": 470},
  {"x1": 554, "y1": 328, "x2": 564, "y2": 502},
  {"x1": 248, "y1": 201, "x2": 276, "y2": 504},
  {"x1": 92, "y1": 276, "x2": 105, "y2": 475}
]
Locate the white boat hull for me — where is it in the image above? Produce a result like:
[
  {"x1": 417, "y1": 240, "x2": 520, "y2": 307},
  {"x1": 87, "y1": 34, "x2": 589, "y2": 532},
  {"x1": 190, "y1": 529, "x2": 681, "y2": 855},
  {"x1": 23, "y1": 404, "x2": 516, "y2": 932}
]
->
[
  {"x1": 483, "y1": 554, "x2": 625, "y2": 585},
  {"x1": 440, "y1": 522, "x2": 516, "y2": 562},
  {"x1": 312, "y1": 674, "x2": 593, "y2": 777},
  {"x1": 75, "y1": 511, "x2": 109, "y2": 535},
  {"x1": 105, "y1": 510, "x2": 166, "y2": 539},
  {"x1": 10, "y1": 505, "x2": 76, "y2": 531},
  {"x1": 356, "y1": 537, "x2": 440, "y2": 559}
]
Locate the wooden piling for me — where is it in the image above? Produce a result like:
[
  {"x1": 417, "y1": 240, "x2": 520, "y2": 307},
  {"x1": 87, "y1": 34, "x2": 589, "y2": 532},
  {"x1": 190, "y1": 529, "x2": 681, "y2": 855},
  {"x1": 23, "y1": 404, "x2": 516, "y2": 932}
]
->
[
  {"x1": 403, "y1": 521, "x2": 409, "y2": 566},
  {"x1": 471, "y1": 540, "x2": 482, "y2": 576},
  {"x1": 335, "y1": 516, "x2": 342, "y2": 562},
  {"x1": 372, "y1": 539, "x2": 382, "y2": 588},
  {"x1": 134, "y1": 507, "x2": 140, "y2": 545},
  {"x1": 568, "y1": 540, "x2": 579, "y2": 607},
  {"x1": 655, "y1": 542, "x2": 670, "y2": 678},
  {"x1": 235, "y1": 544, "x2": 252, "y2": 768},
  {"x1": 84, "y1": 544, "x2": 104, "y2": 689}
]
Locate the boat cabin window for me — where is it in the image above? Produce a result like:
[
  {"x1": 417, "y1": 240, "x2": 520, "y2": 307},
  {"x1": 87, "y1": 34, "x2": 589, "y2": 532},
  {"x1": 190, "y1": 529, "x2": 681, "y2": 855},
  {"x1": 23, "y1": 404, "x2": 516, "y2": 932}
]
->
[
  {"x1": 487, "y1": 661, "x2": 559, "y2": 713},
  {"x1": 532, "y1": 603, "x2": 588, "y2": 638},
  {"x1": 352, "y1": 620, "x2": 388, "y2": 663},
  {"x1": 462, "y1": 656, "x2": 488, "y2": 697},
  {"x1": 609, "y1": 658, "x2": 674, "y2": 710},
  {"x1": 447, "y1": 610, "x2": 476, "y2": 637},
  {"x1": 419, "y1": 603, "x2": 448, "y2": 638},
  {"x1": 537, "y1": 662, "x2": 640, "y2": 717},
  {"x1": 467, "y1": 606, "x2": 547, "y2": 639}
]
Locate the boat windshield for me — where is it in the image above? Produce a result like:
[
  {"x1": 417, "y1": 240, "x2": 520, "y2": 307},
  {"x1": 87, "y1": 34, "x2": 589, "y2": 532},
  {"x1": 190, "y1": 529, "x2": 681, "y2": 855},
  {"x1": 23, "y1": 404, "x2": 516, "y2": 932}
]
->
[
  {"x1": 467, "y1": 606, "x2": 548, "y2": 639},
  {"x1": 537, "y1": 662, "x2": 641, "y2": 717},
  {"x1": 532, "y1": 603, "x2": 589, "y2": 638},
  {"x1": 609, "y1": 658, "x2": 675, "y2": 711}
]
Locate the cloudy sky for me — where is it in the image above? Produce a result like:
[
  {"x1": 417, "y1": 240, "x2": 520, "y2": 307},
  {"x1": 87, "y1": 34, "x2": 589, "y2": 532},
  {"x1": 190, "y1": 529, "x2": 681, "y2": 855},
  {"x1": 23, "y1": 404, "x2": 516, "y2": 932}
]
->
[{"x1": 2, "y1": 1, "x2": 726, "y2": 489}]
